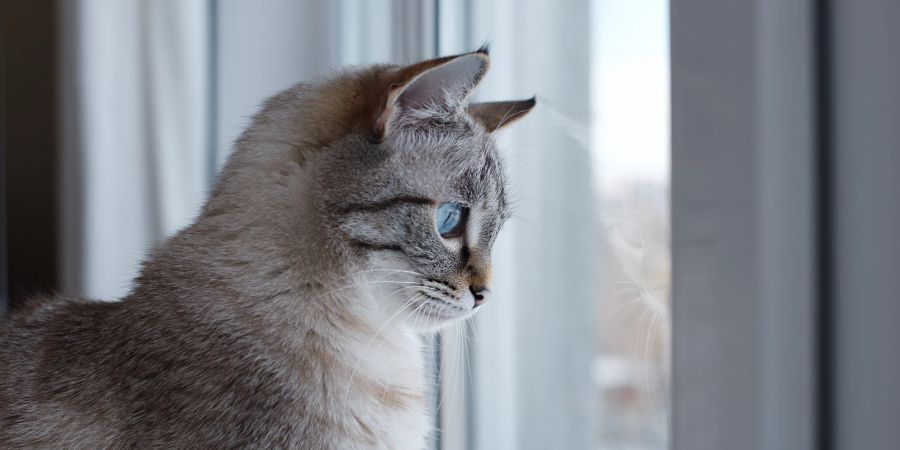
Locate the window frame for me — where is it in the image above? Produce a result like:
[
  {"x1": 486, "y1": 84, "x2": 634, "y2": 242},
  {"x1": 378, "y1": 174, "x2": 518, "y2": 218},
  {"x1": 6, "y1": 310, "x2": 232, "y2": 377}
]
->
[
  {"x1": 671, "y1": 0, "x2": 819, "y2": 448},
  {"x1": 673, "y1": 0, "x2": 900, "y2": 449}
]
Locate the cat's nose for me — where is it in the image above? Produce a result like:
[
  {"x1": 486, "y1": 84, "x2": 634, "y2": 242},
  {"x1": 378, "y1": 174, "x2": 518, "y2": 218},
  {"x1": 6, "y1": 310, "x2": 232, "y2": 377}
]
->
[
  {"x1": 469, "y1": 285, "x2": 490, "y2": 308},
  {"x1": 467, "y1": 260, "x2": 492, "y2": 307}
]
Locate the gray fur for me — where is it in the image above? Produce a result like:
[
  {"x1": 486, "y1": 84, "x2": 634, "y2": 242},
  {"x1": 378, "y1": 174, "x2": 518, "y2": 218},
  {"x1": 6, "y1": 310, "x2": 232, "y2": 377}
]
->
[{"x1": 0, "y1": 50, "x2": 532, "y2": 449}]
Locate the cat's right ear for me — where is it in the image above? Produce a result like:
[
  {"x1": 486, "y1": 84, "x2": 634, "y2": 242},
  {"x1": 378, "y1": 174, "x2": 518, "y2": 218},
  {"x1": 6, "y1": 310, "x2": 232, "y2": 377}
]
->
[{"x1": 371, "y1": 48, "x2": 490, "y2": 142}]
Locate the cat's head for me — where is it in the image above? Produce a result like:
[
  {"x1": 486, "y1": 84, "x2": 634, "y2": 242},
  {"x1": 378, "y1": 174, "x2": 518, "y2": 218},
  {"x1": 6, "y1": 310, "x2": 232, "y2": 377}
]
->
[
  {"x1": 308, "y1": 49, "x2": 533, "y2": 330},
  {"x1": 212, "y1": 49, "x2": 534, "y2": 331}
]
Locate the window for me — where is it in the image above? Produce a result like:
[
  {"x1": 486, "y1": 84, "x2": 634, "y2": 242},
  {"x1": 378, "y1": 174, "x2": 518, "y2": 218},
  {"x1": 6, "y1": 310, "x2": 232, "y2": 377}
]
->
[
  {"x1": 56, "y1": 1, "x2": 672, "y2": 449},
  {"x1": 32, "y1": 1, "x2": 900, "y2": 450},
  {"x1": 436, "y1": 1, "x2": 670, "y2": 449}
]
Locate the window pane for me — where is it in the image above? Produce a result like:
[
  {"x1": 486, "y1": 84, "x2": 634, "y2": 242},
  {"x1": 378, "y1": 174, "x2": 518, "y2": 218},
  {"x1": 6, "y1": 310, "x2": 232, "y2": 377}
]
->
[
  {"x1": 593, "y1": 0, "x2": 670, "y2": 448},
  {"x1": 442, "y1": 1, "x2": 671, "y2": 448}
]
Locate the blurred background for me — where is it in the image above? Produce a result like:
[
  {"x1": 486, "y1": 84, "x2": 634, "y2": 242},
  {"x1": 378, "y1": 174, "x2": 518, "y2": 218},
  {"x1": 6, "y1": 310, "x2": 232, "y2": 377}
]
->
[
  {"x1": 4, "y1": 1, "x2": 899, "y2": 450},
  {"x1": 1, "y1": 1, "x2": 671, "y2": 449}
]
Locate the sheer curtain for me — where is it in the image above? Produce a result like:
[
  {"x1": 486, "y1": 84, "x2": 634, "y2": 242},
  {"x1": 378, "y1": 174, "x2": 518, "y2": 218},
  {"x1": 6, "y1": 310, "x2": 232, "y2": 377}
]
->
[
  {"x1": 213, "y1": 0, "x2": 411, "y2": 166},
  {"x1": 59, "y1": 0, "x2": 210, "y2": 299},
  {"x1": 58, "y1": 0, "x2": 423, "y2": 299}
]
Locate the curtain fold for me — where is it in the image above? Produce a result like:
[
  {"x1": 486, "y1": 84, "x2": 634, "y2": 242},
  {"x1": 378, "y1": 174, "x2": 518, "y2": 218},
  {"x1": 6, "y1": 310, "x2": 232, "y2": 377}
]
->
[{"x1": 59, "y1": 0, "x2": 210, "y2": 299}]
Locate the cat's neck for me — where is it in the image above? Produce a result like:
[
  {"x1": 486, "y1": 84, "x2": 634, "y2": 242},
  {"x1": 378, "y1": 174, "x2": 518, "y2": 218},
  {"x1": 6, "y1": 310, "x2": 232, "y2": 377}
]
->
[
  {"x1": 130, "y1": 129, "x2": 423, "y2": 379},
  {"x1": 127, "y1": 228, "x2": 430, "y2": 448},
  {"x1": 132, "y1": 191, "x2": 410, "y2": 349}
]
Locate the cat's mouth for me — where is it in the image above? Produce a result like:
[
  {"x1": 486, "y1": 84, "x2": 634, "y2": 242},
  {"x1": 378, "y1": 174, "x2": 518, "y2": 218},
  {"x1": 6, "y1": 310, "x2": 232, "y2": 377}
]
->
[
  {"x1": 421, "y1": 280, "x2": 474, "y2": 309},
  {"x1": 418, "y1": 293, "x2": 469, "y2": 316},
  {"x1": 401, "y1": 281, "x2": 476, "y2": 329}
]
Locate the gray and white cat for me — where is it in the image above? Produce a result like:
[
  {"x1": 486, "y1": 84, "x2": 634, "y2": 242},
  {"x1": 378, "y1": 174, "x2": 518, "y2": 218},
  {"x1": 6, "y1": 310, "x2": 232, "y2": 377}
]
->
[{"x1": 0, "y1": 49, "x2": 533, "y2": 448}]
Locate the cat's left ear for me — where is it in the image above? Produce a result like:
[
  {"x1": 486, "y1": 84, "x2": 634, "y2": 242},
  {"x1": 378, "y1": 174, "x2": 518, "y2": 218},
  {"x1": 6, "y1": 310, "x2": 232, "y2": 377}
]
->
[
  {"x1": 467, "y1": 97, "x2": 537, "y2": 132},
  {"x1": 373, "y1": 48, "x2": 490, "y2": 140}
]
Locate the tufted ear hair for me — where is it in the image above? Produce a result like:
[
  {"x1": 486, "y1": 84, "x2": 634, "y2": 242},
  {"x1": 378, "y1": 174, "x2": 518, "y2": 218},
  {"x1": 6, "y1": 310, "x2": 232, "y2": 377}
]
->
[
  {"x1": 373, "y1": 47, "x2": 490, "y2": 140},
  {"x1": 467, "y1": 97, "x2": 537, "y2": 133}
]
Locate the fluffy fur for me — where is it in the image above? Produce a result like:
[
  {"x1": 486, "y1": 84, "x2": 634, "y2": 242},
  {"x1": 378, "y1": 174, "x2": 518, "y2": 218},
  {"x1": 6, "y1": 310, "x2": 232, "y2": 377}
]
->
[{"x1": 0, "y1": 49, "x2": 533, "y2": 448}]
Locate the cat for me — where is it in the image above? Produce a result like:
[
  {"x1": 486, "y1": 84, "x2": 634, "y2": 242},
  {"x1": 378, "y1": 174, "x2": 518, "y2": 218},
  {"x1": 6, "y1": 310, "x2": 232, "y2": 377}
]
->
[{"x1": 0, "y1": 48, "x2": 534, "y2": 449}]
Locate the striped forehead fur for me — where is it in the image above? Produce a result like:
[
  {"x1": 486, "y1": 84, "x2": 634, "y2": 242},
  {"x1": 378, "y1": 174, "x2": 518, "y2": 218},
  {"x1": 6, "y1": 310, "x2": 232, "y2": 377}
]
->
[{"x1": 389, "y1": 102, "x2": 507, "y2": 206}]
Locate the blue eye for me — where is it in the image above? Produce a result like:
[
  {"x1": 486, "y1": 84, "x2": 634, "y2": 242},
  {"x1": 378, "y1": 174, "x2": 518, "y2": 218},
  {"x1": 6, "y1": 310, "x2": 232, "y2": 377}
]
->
[{"x1": 435, "y1": 203, "x2": 466, "y2": 238}]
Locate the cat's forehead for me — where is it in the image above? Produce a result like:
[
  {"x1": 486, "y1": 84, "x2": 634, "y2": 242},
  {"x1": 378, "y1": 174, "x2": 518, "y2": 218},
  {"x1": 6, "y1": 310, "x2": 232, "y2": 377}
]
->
[
  {"x1": 387, "y1": 117, "x2": 502, "y2": 200},
  {"x1": 393, "y1": 127, "x2": 492, "y2": 163},
  {"x1": 396, "y1": 107, "x2": 496, "y2": 158}
]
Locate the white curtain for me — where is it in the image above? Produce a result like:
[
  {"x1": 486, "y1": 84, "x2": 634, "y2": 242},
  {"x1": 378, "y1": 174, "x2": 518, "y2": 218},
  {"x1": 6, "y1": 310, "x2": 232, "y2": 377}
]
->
[
  {"x1": 57, "y1": 0, "x2": 427, "y2": 300},
  {"x1": 59, "y1": 0, "x2": 210, "y2": 299},
  {"x1": 213, "y1": 0, "x2": 398, "y2": 167}
]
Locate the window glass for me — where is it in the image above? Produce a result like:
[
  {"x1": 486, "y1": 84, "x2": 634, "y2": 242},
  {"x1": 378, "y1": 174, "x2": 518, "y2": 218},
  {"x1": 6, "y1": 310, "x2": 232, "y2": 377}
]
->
[
  {"x1": 593, "y1": 0, "x2": 670, "y2": 447},
  {"x1": 439, "y1": 1, "x2": 671, "y2": 448}
]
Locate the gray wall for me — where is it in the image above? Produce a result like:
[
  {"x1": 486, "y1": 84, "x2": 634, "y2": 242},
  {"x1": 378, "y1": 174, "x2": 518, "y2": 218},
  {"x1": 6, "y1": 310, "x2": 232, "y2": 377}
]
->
[
  {"x1": 671, "y1": 0, "x2": 765, "y2": 447},
  {"x1": 832, "y1": 1, "x2": 900, "y2": 448},
  {"x1": 672, "y1": 0, "x2": 900, "y2": 449}
]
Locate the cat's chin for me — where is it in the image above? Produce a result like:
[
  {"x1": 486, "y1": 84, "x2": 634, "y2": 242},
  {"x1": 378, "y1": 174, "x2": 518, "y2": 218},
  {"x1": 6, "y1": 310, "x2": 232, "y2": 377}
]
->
[
  {"x1": 408, "y1": 316, "x2": 470, "y2": 333},
  {"x1": 404, "y1": 302, "x2": 479, "y2": 332}
]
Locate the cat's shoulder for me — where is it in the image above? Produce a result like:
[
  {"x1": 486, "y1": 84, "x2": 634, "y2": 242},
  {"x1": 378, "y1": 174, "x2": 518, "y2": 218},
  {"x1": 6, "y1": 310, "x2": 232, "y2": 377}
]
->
[{"x1": 1, "y1": 294, "x2": 117, "y2": 335}]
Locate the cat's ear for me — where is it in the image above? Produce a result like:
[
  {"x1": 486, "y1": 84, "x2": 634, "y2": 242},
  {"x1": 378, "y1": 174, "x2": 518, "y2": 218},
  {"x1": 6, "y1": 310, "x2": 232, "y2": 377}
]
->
[
  {"x1": 467, "y1": 97, "x2": 537, "y2": 132},
  {"x1": 373, "y1": 48, "x2": 490, "y2": 140}
]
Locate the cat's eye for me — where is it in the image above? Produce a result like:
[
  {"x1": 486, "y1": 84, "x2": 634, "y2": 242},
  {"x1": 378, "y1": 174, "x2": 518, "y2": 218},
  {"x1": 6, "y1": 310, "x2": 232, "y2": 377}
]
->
[{"x1": 435, "y1": 202, "x2": 466, "y2": 238}]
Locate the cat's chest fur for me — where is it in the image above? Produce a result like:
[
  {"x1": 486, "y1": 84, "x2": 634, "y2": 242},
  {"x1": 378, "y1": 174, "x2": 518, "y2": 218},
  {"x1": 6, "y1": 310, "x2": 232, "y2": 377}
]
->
[
  {"x1": 346, "y1": 337, "x2": 431, "y2": 450},
  {"x1": 196, "y1": 304, "x2": 433, "y2": 449},
  {"x1": 290, "y1": 324, "x2": 432, "y2": 450}
]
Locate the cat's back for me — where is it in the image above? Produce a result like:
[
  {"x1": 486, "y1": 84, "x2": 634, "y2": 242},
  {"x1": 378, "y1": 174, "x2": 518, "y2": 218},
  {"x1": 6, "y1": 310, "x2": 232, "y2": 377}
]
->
[
  {"x1": 0, "y1": 295, "x2": 116, "y2": 385},
  {"x1": 0, "y1": 296, "x2": 127, "y2": 447},
  {"x1": 0, "y1": 293, "x2": 310, "y2": 448}
]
